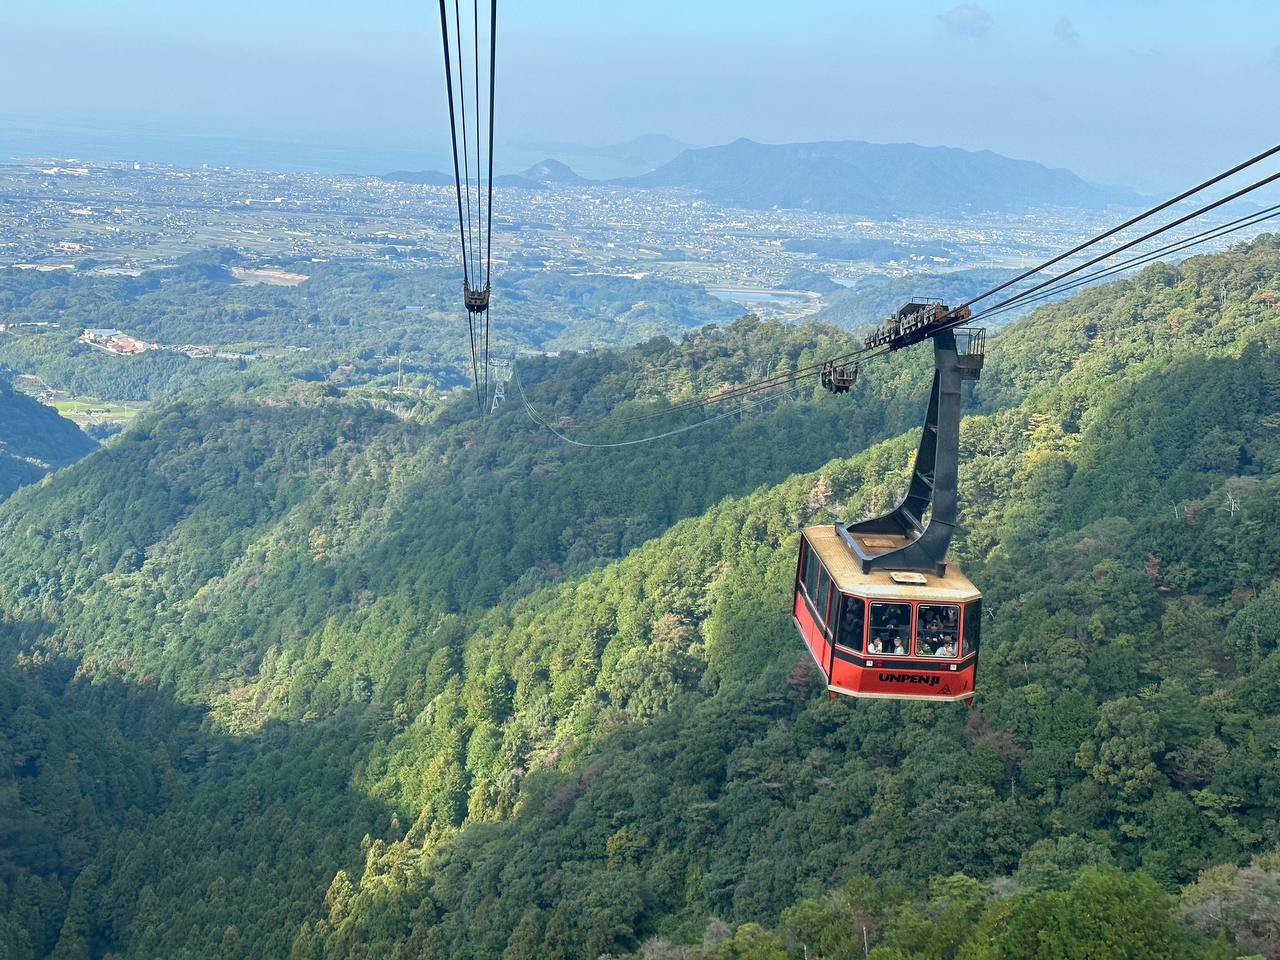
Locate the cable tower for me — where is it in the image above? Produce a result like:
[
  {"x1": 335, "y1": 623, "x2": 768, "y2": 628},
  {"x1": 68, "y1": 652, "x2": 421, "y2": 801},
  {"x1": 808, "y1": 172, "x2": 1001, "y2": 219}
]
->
[{"x1": 489, "y1": 355, "x2": 513, "y2": 413}]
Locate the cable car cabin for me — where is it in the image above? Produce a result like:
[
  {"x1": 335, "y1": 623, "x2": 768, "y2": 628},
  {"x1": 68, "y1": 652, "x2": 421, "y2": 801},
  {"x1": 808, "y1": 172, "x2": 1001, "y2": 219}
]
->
[
  {"x1": 793, "y1": 525, "x2": 981, "y2": 703},
  {"x1": 792, "y1": 320, "x2": 984, "y2": 703}
]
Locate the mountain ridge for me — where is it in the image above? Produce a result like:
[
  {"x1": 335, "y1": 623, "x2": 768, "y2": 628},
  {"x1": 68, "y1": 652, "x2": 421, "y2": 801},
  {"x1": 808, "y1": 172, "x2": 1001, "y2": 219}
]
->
[
  {"x1": 0, "y1": 375, "x2": 96, "y2": 500},
  {"x1": 380, "y1": 137, "x2": 1127, "y2": 218},
  {"x1": 494, "y1": 158, "x2": 589, "y2": 188},
  {"x1": 617, "y1": 137, "x2": 1132, "y2": 216}
]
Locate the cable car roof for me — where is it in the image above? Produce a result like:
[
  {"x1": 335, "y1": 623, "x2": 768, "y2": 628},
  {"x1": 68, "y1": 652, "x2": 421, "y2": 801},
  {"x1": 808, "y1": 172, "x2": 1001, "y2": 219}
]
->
[{"x1": 803, "y1": 525, "x2": 980, "y2": 602}]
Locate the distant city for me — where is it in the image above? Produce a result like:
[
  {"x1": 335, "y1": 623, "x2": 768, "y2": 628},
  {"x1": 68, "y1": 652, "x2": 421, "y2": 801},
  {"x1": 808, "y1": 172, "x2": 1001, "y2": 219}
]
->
[
  {"x1": 1, "y1": 135, "x2": 1273, "y2": 431},
  {"x1": 0, "y1": 146, "x2": 1156, "y2": 327}
]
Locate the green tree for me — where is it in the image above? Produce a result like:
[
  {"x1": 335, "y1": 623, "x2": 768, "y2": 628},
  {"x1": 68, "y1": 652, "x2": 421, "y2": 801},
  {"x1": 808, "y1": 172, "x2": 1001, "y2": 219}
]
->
[{"x1": 964, "y1": 868, "x2": 1225, "y2": 960}]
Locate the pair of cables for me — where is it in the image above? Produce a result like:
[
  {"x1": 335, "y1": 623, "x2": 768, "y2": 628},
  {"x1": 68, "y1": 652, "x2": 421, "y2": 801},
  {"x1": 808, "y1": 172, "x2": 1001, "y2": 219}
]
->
[
  {"x1": 516, "y1": 144, "x2": 1280, "y2": 447},
  {"x1": 438, "y1": 0, "x2": 497, "y2": 413}
]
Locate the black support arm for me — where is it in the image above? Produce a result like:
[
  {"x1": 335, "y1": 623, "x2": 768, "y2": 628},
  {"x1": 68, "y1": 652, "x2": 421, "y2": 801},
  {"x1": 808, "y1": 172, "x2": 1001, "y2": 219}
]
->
[{"x1": 838, "y1": 328, "x2": 983, "y2": 576}]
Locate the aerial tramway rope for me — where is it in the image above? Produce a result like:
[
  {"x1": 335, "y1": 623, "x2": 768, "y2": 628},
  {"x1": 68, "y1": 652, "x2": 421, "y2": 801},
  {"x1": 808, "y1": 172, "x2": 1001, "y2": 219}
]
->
[
  {"x1": 972, "y1": 202, "x2": 1280, "y2": 324},
  {"x1": 437, "y1": 0, "x2": 470, "y2": 290},
  {"x1": 484, "y1": 0, "x2": 497, "y2": 412},
  {"x1": 937, "y1": 165, "x2": 1280, "y2": 336},
  {"x1": 516, "y1": 144, "x2": 1280, "y2": 446},
  {"x1": 687, "y1": 155, "x2": 1280, "y2": 416},
  {"x1": 438, "y1": 0, "x2": 497, "y2": 414},
  {"x1": 515, "y1": 365, "x2": 805, "y2": 448},
  {"x1": 525, "y1": 172, "x2": 1280, "y2": 433},
  {"x1": 952, "y1": 142, "x2": 1280, "y2": 315}
]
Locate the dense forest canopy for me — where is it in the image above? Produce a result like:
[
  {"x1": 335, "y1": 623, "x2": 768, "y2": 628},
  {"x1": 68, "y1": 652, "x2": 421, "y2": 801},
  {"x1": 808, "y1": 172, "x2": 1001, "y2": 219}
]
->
[
  {"x1": 2, "y1": 237, "x2": 1280, "y2": 958},
  {"x1": 0, "y1": 254, "x2": 744, "y2": 403},
  {"x1": 0, "y1": 376, "x2": 95, "y2": 500}
]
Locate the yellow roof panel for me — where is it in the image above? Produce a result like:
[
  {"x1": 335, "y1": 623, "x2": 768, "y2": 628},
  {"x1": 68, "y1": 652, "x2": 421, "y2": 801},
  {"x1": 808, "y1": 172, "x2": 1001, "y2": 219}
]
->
[{"x1": 803, "y1": 524, "x2": 981, "y2": 602}]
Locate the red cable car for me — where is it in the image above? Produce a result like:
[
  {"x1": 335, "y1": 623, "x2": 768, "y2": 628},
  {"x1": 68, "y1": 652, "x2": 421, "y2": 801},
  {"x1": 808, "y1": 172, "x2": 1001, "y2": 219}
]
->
[
  {"x1": 793, "y1": 318, "x2": 985, "y2": 703},
  {"x1": 794, "y1": 527, "x2": 981, "y2": 702}
]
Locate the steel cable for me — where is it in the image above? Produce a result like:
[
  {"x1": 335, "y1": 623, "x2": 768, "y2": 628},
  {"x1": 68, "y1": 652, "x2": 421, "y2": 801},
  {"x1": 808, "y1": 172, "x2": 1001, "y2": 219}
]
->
[
  {"x1": 953, "y1": 142, "x2": 1280, "y2": 313},
  {"x1": 438, "y1": 0, "x2": 498, "y2": 414},
  {"x1": 436, "y1": 0, "x2": 470, "y2": 290},
  {"x1": 517, "y1": 156, "x2": 1280, "y2": 444},
  {"x1": 515, "y1": 365, "x2": 805, "y2": 448},
  {"x1": 973, "y1": 203, "x2": 1280, "y2": 324}
]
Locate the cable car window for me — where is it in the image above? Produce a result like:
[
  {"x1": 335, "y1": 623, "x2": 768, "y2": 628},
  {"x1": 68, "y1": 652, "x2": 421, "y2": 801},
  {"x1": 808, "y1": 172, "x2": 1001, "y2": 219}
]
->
[
  {"x1": 802, "y1": 544, "x2": 821, "y2": 603},
  {"x1": 868, "y1": 602, "x2": 911, "y2": 656},
  {"x1": 816, "y1": 567, "x2": 833, "y2": 625},
  {"x1": 916, "y1": 604, "x2": 960, "y2": 657},
  {"x1": 963, "y1": 600, "x2": 981, "y2": 654},
  {"x1": 836, "y1": 595, "x2": 865, "y2": 651}
]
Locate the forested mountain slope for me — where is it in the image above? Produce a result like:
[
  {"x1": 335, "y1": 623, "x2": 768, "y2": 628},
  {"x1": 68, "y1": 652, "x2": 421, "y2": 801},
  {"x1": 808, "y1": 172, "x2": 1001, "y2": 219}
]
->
[
  {"x1": 0, "y1": 376, "x2": 95, "y2": 500},
  {"x1": 0, "y1": 255, "x2": 740, "y2": 404},
  {"x1": 3, "y1": 238, "x2": 1280, "y2": 958}
]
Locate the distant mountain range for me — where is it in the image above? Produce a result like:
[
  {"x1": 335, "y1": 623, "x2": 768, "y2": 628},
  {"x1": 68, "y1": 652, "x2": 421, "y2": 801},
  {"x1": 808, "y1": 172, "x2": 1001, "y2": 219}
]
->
[
  {"x1": 620, "y1": 138, "x2": 1131, "y2": 215},
  {"x1": 385, "y1": 137, "x2": 1131, "y2": 216},
  {"x1": 499, "y1": 133, "x2": 692, "y2": 179},
  {"x1": 385, "y1": 158, "x2": 588, "y2": 189},
  {"x1": 384, "y1": 134, "x2": 691, "y2": 187},
  {"x1": 495, "y1": 159, "x2": 588, "y2": 188}
]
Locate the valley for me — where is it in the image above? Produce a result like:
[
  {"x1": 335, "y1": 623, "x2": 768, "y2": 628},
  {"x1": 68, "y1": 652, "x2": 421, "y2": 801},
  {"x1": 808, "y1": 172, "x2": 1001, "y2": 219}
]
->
[
  {"x1": 5, "y1": 0, "x2": 1280, "y2": 953},
  {"x1": 1, "y1": 233, "x2": 1279, "y2": 958}
]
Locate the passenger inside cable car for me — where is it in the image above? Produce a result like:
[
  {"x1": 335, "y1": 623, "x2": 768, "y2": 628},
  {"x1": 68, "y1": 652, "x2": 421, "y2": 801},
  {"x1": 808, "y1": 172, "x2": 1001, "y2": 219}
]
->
[
  {"x1": 792, "y1": 526, "x2": 981, "y2": 702},
  {"x1": 837, "y1": 597, "x2": 864, "y2": 652},
  {"x1": 917, "y1": 604, "x2": 959, "y2": 657},
  {"x1": 870, "y1": 602, "x2": 910, "y2": 654}
]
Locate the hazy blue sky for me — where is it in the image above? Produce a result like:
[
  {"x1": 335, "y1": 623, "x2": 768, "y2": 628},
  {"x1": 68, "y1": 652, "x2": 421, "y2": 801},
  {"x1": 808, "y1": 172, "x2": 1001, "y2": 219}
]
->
[{"x1": 1, "y1": 1, "x2": 1276, "y2": 190}]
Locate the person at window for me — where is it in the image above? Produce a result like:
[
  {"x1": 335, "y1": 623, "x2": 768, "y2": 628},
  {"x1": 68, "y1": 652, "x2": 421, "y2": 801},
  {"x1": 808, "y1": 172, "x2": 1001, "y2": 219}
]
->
[
  {"x1": 838, "y1": 602, "x2": 863, "y2": 650},
  {"x1": 919, "y1": 605, "x2": 960, "y2": 653},
  {"x1": 867, "y1": 637, "x2": 882, "y2": 655},
  {"x1": 871, "y1": 605, "x2": 907, "y2": 650},
  {"x1": 893, "y1": 638, "x2": 906, "y2": 655}
]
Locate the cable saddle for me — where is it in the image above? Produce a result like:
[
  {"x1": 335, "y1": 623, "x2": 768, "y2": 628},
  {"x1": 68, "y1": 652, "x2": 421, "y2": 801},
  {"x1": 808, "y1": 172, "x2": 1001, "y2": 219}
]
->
[
  {"x1": 821, "y1": 358, "x2": 859, "y2": 393},
  {"x1": 464, "y1": 281, "x2": 491, "y2": 314}
]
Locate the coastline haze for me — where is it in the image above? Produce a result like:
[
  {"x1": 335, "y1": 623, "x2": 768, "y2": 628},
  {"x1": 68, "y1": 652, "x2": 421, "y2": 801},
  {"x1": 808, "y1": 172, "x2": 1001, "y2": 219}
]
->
[{"x1": 0, "y1": 0, "x2": 1276, "y2": 192}]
